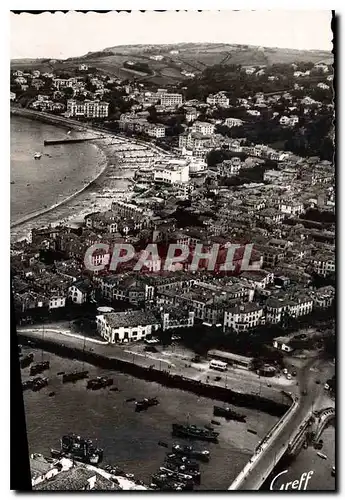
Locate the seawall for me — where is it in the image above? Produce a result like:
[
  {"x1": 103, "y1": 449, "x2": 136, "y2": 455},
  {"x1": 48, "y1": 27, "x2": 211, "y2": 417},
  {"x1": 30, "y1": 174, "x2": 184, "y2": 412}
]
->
[{"x1": 18, "y1": 333, "x2": 289, "y2": 417}]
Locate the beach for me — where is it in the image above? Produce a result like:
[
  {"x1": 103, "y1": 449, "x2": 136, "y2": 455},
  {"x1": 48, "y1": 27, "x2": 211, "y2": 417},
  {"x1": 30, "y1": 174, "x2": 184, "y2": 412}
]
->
[{"x1": 10, "y1": 109, "x2": 143, "y2": 242}]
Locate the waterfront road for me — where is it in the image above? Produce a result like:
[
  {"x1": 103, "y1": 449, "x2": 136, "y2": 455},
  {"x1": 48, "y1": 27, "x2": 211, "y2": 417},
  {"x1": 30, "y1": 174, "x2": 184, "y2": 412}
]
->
[
  {"x1": 229, "y1": 357, "x2": 335, "y2": 490},
  {"x1": 16, "y1": 325, "x2": 290, "y2": 405}
]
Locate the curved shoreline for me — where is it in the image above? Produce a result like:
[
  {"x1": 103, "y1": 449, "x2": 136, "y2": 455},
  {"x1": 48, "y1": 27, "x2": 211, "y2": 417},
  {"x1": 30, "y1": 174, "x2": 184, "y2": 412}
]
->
[
  {"x1": 11, "y1": 146, "x2": 108, "y2": 229},
  {"x1": 11, "y1": 108, "x2": 113, "y2": 230}
]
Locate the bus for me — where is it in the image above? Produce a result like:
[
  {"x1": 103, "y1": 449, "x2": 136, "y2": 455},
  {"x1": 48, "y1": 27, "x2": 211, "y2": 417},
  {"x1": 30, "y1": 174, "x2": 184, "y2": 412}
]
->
[{"x1": 209, "y1": 359, "x2": 227, "y2": 372}]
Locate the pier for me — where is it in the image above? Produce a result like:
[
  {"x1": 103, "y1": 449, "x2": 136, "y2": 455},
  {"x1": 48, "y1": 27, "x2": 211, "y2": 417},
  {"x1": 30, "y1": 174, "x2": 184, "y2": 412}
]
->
[{"x1": 44, "y1": 137, "x2": 104, "y2": 146}]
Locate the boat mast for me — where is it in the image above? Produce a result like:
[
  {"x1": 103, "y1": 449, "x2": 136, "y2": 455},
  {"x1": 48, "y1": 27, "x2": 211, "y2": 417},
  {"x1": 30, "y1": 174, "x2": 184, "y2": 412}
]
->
[
  {"x1": 82, "y1": 335, "x2": 86, "y2": 371},
  {"x1": 41, "y1": 324, "x2": 44, "y2": 362}
]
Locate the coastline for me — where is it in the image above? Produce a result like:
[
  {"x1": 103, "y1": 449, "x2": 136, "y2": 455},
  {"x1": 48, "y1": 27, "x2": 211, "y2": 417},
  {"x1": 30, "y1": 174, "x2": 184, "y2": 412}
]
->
[{"x1": 10, "y1": 108, "x2": 116, "y2": 238}]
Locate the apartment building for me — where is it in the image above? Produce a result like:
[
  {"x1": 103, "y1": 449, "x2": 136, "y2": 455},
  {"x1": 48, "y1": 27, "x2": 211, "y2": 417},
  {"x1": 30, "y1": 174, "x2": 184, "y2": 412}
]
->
[
  {"x1": 310, "y1": 254, "x2": 335, "y2": 277},
  {"x1": 67, "y1": 99, "x2": 109, "y2": 118},
  {"x1": 206, "y1": 93, "x2": 230, "y2": 107},
  {"x1": 146, "y1": 124, "x2": 166, "y2": 138},
  {"x1": 279, "y1": 199, "x2": 304, "y2": 216},
  {"x1": 160, "y1": 93, "x2": 183, "y2": 107},
  {"x1": 223, "y1": 303, "x2": 264, "y2": 332},
  {"x1": 192, "y1": 121, "x2": 215, "y2": 136}
]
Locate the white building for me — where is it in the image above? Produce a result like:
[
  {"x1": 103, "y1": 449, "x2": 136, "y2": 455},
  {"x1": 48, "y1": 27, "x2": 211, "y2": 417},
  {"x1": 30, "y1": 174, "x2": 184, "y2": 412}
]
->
[
  {"x1": 53, "y1": 78, "x2": 77, "y2": 89},
  {"x1": 185, "y1": 107, "x2": 199, "y2": 122},
  {"x1": 153, "y1": 159, "x2": 190, "y2": 184},
  {"x1": 96, "y1": 310, "x2": 160, "y2": 343},
  {"x1": 68, "y1": 281, "x2": 90, "y2": 304},
  {"x1": 223, "y1": 303, "x2": 264, "y2": 332},
  {"x1": 192, "y1": 121, "x2": 215, "y2": 136},
  {"x1": 10, "y1": 91, "x2": 16, "y2": 101},
  {"x1": 79, "y1": 64, "x2": 89, "y2": 71},
  {"x1": 224, "y1": 117, "x2": 244, "y2": 128},
  {"x1": 160, "y1": 93, "x2": 183, "y2": 107},
  {"x1": 146, "y1": 124, "x2": 165, "y2": 138},
  {"x1": 218, "y1": 157, "x2": 242, "y2": 176},
  {"x1": 206, "y1": 93, "x2": 229, "y2": 107},
  {"x1": 279, "y1": 115, "x2": 299, "y2": 127},
  {"x1": 49, "y1": 296, "x2": 66, "y2": 310},
  {"x1": 279, "y1": 199, "x2": 304, "y2": 216},
  {"x1": 310, "y1": 255, "x2": 335, "y2": 277},
  {"x1": 67, "y1": 99, "x2": 109, "y2": 118}
]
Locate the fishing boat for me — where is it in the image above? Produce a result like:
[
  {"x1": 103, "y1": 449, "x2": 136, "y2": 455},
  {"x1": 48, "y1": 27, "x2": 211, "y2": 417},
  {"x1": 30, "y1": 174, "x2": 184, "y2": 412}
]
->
[
  {"x1": 34, "y1": 152, "x2": 42, "y2": 159},
  {"x1": 331, "y1": 466, "x2": 335, "y2": 477},
  {"x1": 172, "y1": 444, "x2": 210, "y2": 462},
  {"x1": 158, "y1": 441, "x2": 169, "y2": 448},
  {"x1": 213, "y1": 405, "x2": 246, "y2": 423},
  {"x1": 172, "y1": 423, "x2": 219, "y2": 443},
  {"x1": 135, "y1": 397, "x2": 159, "y2": 412},
  {"x1": 317, "y1": 452, "x2": 328, "y2": 460}
]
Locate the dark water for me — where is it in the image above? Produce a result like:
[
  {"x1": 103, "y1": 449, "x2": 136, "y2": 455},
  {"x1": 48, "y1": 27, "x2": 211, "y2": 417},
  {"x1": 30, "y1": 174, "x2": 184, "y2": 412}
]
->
[
  {"x1": 272, "y1": 425, "x2": 336, "y2": 491},
  {"x1": 10, "y1": 116, "x2": 105, "y2": 224},
  {"x1": 21, "y1": 347, "x2": 279, "y2": 490}
]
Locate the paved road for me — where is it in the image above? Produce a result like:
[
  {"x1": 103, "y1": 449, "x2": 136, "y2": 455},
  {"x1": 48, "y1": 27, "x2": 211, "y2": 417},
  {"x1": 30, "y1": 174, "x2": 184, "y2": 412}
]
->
[
  {"x1": 16, "y1": 325, "x2": 290, "y2": 405},
  {"x1": 231, "y1": 357, "x2": 335, "y2": 490}
]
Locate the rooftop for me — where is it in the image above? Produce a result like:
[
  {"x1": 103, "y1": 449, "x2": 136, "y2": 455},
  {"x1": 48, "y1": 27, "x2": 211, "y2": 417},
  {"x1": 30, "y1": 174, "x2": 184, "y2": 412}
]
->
[{"x1": 99, "y1": 310, "x2": 159, "y2": 328}]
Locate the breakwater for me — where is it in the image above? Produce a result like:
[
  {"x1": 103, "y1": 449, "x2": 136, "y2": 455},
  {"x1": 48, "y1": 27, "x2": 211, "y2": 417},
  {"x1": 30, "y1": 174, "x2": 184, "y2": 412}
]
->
[
  {"x1": 18, "y1": 333, "x2": 289, "y2": 417},
  {"x1": 44, "y1": 137, "x2": 100, "y2": 146}
]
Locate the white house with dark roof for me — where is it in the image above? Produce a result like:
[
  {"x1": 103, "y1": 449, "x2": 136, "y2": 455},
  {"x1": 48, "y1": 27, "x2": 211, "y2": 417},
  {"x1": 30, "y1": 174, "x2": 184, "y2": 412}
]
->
[{"x1": 96, "y1": 310, "x2": 160, "y2": 343}]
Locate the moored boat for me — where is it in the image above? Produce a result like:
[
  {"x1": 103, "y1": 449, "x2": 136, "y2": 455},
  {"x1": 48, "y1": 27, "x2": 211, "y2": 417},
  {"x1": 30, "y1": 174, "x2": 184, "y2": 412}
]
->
[
  {"x1": 213, "y1": 405, "x2": 246, "y2": 423},
  {"x1": 62, "y1": 370, "x2": 89, "y2": 383},
  {"x1": 32, "y1": 376, "x2": 48, "y2": 392},
  {"x1": 172, "y1": 443, "x2": 210, "y2": 462},
  {"x1": 172, "y1": 423, "x2": 219, "y2": 443},
  {"x1": 34, "y1": 152, "x2": 42, "y2": 159},
  {"x1": 317, "y1": 452, "x2": 328, "y2": 460},
  {"x1": 30, "y1": 361, "x2": 50, "y2": 376},
  {"x1": 87, "y1": 376, "x2": 113, "y2": 390},
  {"x1": 60, "y1": 434, "x2": 103, "y2": 464},
  {"x1": 135, "y1": 397, "x2": 159, "y2": 412}
]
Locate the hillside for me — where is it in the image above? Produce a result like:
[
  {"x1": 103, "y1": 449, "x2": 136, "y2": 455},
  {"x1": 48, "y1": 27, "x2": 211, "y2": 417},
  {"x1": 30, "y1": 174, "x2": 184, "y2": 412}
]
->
[{"x1": 11, "y1": 43, "x2": 333, "y2": 86}]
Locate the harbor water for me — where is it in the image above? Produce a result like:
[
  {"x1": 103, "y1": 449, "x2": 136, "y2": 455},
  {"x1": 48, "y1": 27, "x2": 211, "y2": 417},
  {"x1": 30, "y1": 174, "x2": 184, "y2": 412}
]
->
[{"x1": 21, "y1": 347, "x2": 279, "y2": 490}]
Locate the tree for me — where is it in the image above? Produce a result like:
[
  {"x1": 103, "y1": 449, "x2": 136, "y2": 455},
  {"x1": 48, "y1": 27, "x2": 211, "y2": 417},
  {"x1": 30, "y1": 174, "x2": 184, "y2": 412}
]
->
[{"x1": 63, "y1": 87, "x2": 74, "y2": 99}]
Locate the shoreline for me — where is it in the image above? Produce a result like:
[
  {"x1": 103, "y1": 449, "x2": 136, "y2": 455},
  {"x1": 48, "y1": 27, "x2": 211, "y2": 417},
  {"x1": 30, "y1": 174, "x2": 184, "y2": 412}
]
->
[{"x1": 11, "y1": 108, "x2": 114, "y2": 232}]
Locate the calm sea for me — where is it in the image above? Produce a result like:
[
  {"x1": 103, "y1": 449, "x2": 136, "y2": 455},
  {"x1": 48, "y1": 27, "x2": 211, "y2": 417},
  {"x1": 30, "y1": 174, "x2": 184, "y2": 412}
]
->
[
  {"x1": 21, "y1": 347, "x2": 279, "y2": 490},
  {"x1": 10, "y1": 115, "x2": 105, "y2": 224}
]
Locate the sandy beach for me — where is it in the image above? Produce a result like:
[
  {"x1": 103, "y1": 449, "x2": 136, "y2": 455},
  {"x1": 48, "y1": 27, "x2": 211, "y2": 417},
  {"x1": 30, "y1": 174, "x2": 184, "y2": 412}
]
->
[{"x1": 10, "y1": 108, "x2": 162, "y2": 242}]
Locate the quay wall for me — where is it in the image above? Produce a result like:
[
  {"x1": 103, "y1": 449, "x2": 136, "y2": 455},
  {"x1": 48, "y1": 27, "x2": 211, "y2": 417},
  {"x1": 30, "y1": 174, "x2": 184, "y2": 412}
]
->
[{"x1": 18, "y1": 333, "x2": 289, "y2": 417}]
